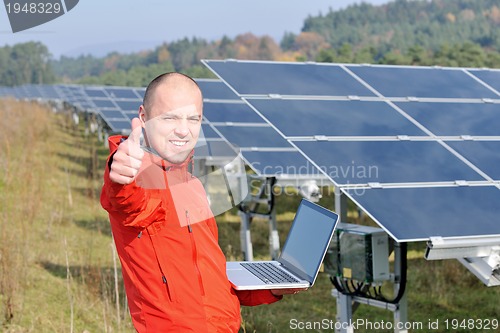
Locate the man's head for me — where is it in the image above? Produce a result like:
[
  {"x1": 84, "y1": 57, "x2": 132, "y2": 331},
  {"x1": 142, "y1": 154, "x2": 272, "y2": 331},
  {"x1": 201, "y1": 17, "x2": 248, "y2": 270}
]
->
[{"x1": 139, "y1": 72, "x2": 203, "y2": 164}]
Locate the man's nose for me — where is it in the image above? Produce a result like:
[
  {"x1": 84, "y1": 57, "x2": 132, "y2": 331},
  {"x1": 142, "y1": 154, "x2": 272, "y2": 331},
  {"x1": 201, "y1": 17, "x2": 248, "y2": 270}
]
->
[{"x1": 174, "y1": 119, "x2": 189, "y2": 137}]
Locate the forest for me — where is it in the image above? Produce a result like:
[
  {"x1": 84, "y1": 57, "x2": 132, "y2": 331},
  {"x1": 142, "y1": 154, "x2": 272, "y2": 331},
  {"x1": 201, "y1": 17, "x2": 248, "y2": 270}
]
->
[{"x1": 0, "y1": 0, "x2": 499, "y2": 87}]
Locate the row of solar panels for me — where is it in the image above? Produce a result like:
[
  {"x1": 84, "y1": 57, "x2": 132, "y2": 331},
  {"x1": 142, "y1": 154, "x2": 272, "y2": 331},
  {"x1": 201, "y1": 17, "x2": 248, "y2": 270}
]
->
[
  {"x1": 2, "y1": 61, "x2": 499, "y2": 242},
  {"x1": 0, "y1": 80, "x2": 242, "y2": 164}
]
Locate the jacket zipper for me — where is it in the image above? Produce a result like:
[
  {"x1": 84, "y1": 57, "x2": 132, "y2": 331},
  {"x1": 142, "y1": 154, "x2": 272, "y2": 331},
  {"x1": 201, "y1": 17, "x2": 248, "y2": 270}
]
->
[
  {"x1": 186, "y1": 210, "x2": 205, "y2": 295},
  {"x1": 146, "y1": 227, "x2": 175, "y2": 302}
]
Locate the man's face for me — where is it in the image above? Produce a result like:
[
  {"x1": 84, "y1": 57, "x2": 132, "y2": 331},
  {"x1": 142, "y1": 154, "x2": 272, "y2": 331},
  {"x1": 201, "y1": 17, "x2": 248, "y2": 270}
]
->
[{"x1": 140, "y1": 83, "x2": 203, "y2": 164}]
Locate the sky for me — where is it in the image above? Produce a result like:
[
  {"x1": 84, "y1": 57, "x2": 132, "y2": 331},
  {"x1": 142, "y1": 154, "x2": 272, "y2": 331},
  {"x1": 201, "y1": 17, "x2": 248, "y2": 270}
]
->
[{"x1": 0, "y1": 0, "x2": 389, "y2": 58}]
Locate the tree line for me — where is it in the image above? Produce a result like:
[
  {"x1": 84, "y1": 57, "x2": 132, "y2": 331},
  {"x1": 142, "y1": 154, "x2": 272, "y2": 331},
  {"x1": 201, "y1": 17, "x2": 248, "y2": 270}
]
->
[{"x1": 0, "y1": 0, "x2": 499, "y2": 87}]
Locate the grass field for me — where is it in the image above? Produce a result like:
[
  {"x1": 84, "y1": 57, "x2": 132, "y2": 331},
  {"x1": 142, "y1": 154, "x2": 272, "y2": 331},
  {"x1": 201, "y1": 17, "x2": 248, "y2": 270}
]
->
[{"x1": 1, "y1": 100, "x2": 499, "y2": 332}]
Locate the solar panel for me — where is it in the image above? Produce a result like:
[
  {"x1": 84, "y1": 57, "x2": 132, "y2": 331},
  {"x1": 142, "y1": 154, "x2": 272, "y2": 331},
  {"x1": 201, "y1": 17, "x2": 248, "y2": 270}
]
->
[
  {"x1": 105, "y1": 87, "x2": 141, "y2": 99},
  {"x1": 203, "y1": 59, "x2": 500, "y2": 243},
  {"x1": 201, "y1": 124, "x2": 221, "y2": 139},
  {"x1": 468, "y1": 68, "x2": 500, "y2": 93},
  {"x1": 92, "y1": 99, "x2": 116, "y2": 109},
  {"x1": 396, "y1": 102, "x2": 500, "y2": 137},
  {"x1": 107, "y1": 119, "x2": 134, "y2": 133},
  {"x1": 100, "y1": 110, "x2": 125, "y2": 119},
  {"x1": 346, "y1": 65, "x2": 498, "y2": 99},
  {"x1": 84, "y1": 88, "x2": 107, "y2": 98},
  {"x1": 115, "y1": 100, "x2": 141, "y2": 111},
  {"x1": 215, "y1": 125, "x2": 292, "y2": 149},
  {"x1": 345, "y1": 186, "x2": 500, "y2": 241},
  {"x1": 203, "y1": 101, "x2": 266, "y2": 124},
  {"x1": 294, "y1": 140, "x2": 486, "y2": 185},
  {"x1": 196, "y1": 79, "x2": 239, "y2": 100},
  {"x1": 240, "y1": 151, "x2": 321, "y2": 178},
  {"x1": 446, "y1": 141, "x2": 500, "y2": 181},
  {"x1": 204, "y1": 61, "x2": 376, "y2": 96},
  {"x1": 247, "y1": 99, "x2": 427, "y2": 137}
]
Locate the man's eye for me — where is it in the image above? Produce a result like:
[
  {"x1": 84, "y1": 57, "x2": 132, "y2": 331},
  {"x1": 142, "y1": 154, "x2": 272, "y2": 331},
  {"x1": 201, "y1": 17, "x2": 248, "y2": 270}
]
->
[{"x1": 189, "y1": 117, "x2": 201, "y2": 123}]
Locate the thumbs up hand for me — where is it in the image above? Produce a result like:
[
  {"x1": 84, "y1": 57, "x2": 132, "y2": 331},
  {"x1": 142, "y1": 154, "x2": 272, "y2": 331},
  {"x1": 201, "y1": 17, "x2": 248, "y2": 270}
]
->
[{"x1": 109, "y1": 118, "x2": 145, "y2": 184}]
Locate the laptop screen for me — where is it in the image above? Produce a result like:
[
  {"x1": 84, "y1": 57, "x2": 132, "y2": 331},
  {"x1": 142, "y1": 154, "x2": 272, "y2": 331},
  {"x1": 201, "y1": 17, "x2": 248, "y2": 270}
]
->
[{"x1": 279, "y1": 199, "x2": 338, "y2": 282}]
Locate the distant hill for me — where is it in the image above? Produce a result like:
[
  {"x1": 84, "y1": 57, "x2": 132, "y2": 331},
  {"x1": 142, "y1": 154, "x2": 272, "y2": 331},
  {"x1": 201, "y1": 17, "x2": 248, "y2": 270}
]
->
[
  {"x1": 299, "y1": 0, "x2": 500, "y2": 55},
  {"x1": 2, "y1": 0, "x2": 499, "y2": 86}
]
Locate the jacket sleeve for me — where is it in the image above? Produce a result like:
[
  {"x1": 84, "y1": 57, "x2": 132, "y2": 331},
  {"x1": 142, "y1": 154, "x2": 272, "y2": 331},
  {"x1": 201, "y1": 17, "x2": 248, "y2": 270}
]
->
[
  {"x1": 234, "y1": 289, "x2": 282, "y2": 306},
  {"x1": 100, "y1": 135, "x2": 164, "y2": 229}
]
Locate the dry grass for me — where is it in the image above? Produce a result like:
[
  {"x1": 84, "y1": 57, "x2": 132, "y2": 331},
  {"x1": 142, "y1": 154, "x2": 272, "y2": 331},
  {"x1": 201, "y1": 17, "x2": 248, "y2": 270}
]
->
[{"x1": 0, "y1": 99, "x2": 134, "y2": 332}]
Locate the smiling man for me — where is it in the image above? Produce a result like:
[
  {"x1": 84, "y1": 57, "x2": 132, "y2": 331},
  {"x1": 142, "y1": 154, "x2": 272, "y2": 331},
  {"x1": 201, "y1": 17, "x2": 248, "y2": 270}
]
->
[{"x1": 100, "y1": 73, "x2": 292, "y2": 332}]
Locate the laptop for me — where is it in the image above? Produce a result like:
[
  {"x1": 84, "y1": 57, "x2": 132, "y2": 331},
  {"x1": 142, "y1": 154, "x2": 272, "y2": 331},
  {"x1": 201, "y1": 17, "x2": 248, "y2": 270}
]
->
[{"x1": 227, "y1": 199, "x2": 339, "y2": 290}]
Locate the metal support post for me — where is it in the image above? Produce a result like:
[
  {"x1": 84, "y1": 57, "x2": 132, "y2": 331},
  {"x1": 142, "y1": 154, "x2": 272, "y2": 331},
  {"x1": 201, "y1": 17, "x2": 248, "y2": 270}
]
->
[
  {"x1": 268, "y1": 202, "x2": 279, "y2": 260},
  {"x1": 334, "y1": 187, "x2": 348, "y2": 223},
  {"x1": 239, "y1": 210, "x2": 254, "y2": 261},
  {"x1": 238, "y1": 177, "x2": 278, "y2": 261},
  {"x1": 336, "y1": 292, "x2": 354, "y2": 333},
  {"x1": 393, "y1": 242, "x2": 408, "y2": 333}
]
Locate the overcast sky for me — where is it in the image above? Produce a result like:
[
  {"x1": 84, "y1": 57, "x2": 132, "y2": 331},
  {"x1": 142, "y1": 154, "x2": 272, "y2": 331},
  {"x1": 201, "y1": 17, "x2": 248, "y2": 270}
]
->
[{"x1": 0, "y1": 0, "x2": 390, "y2": 58}]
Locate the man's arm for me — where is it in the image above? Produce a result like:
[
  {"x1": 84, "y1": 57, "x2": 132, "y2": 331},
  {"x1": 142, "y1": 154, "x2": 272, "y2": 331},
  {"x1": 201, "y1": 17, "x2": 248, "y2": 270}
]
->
[{"x1": 100, "y1": 118, "x2": 164, "y2": 228}]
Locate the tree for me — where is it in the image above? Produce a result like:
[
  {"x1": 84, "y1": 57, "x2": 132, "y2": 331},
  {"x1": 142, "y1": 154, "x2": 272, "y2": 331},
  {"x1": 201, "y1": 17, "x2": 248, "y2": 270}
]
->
[{"x1": 0, "y1": 42, "x2": 55, "y2": 86}]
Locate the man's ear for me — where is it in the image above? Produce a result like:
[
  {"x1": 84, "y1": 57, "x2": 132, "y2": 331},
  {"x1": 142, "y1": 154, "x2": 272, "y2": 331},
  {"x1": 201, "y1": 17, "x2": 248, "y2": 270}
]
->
[{"x1": 138, "y1": 105, "x2": 147, "y2": 126}]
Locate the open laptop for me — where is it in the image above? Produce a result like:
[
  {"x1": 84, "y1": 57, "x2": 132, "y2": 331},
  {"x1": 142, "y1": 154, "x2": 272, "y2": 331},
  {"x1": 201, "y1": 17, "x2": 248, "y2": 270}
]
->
[{"x1": 227, "y1": 199, "x2": 339, "y2": 290}]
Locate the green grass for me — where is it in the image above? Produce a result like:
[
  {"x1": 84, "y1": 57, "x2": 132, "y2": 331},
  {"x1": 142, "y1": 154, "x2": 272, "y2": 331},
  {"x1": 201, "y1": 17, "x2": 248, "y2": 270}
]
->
[{"x1": 1, "y1": 100, "x2": 499, "y2": 332}]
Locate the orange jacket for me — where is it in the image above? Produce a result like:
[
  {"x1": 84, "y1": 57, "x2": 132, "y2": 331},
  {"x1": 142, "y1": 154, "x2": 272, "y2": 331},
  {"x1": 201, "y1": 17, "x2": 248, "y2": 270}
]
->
[{"x1": 100, "y1": 135, "x2": 280, "y2": 332}]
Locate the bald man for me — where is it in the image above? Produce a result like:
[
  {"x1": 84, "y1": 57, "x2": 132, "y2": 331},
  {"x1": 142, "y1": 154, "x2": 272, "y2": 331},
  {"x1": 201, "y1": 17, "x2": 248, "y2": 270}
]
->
[{"x1": 101, "y1": 73, "x2": 286, "y2": 332}]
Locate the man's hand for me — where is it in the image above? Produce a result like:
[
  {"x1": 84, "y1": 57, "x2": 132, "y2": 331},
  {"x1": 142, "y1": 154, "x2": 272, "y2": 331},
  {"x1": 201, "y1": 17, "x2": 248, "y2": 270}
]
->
[{"x1": 109, "y1": 118, "x2": 144, "y2": 184}]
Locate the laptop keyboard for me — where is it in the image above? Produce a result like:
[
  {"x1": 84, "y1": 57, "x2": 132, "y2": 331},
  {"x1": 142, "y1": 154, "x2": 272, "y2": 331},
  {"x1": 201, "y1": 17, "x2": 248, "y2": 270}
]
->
[{"x1": 241, "y1": 262, "x2": 301, "y2": 284}]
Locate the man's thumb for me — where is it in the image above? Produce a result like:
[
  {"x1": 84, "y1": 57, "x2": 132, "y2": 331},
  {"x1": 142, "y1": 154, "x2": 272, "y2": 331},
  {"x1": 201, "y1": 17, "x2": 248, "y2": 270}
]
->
[{"x1": 128, "y1": 118, "x2": 143, "y2": 145}]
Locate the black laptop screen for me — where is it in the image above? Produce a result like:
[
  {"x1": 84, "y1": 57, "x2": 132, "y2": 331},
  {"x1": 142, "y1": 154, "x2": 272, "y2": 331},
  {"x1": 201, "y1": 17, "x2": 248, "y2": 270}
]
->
[{"x1": 279, "y1": 199, "x2": 338, "y2": 282}]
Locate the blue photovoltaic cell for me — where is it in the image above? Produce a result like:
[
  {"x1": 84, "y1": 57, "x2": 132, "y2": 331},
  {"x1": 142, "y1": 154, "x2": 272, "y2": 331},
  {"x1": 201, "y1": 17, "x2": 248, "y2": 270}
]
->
[
  {"x1": 468, "y1": 69, "x2": 500, "y2": 93},
  {"x1": 195, "y1": 140, "x2": 237, "y2": 158},
  {"x1": 397, "y1": 102, "x2": 500, "y2": 136},
  {"x1": 241, "y1": 151, "x2": 322, "y2": 177},
  {"x1": 100, "y1": 110, "x2": 126, "y2": 119},
  {"x1": 446, "y1": 141, "x2": 500, "y2": 181},
  {"x1": 347, "y1": 65, "x2": 499, "y2": 99},
  {"x1": 196, "y1": 79, "x2": 239, "y2": 100},
  {"x1": 345, "y1": 186, "x2": 500, "y2": 241},
  {"x1": 0, "y1": 87, "x2": 14, "y2": 97},
  {"x1": 105, "y1": 88, "x2": 140, "y2": 99},
  {"x1": 294, "y1": 141, "x2": 485, "y2": 185},
  {"x1": 205, "y1": 61, "x2": 376, "y2": 97},
  {"x1": 135, "y1": 89, "x2": 146, "y2": 99},
  {"x1": 85, "y1": 89, "x2": 107, "y2": 98},
  {"x1": 203, "y1": 102, "x2": 265, "y2": 124},
  {"x1": 123, "y1": 112, "x2": 137, "y2": 121},
  {"x1": 201, "y1": 124, "x2": 220, "y2": 139},
  {"x1": 248, "y1": 99, "x2": 427, "y2": 137},
  {"x1": 108, "y1": 120, "x2": 133, "y2": 133},
  {"x1": 215, "y1": 126, "x2": 292, "y2": 149},
  {"x1": 38, "y1": 85, "x2": 61, "y2": 99},
  {"x1": 92, "y1": 99, "x2": 116, "y2": 108},
  {"x1": 116, "y1": 100, "x2": 141, "y2": 111}
]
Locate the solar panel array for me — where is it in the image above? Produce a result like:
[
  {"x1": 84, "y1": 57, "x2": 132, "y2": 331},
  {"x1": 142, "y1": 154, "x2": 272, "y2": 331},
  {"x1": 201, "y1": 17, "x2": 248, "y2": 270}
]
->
[
  {"x1": 3, "y1": 63, "x2": 499, "y2": 243},
  {"x1": 202, "y1": 60, "x2": 500, "y2": 242},
  {"x1": 0, "y1": 81, "x2": 241, "y2": 163}
]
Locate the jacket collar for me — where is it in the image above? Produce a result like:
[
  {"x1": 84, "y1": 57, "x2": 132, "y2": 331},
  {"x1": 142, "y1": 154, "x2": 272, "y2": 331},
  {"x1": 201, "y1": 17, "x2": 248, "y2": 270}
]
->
[{"x1": 142, "y1": 146, "x2": 194, "y2": 173}]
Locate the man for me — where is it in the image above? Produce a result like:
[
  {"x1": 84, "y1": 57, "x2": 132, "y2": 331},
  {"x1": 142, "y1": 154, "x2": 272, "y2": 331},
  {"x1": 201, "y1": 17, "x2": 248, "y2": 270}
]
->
[{"x1": 101, "y1": 73, "x2": 295, "y2": 332}]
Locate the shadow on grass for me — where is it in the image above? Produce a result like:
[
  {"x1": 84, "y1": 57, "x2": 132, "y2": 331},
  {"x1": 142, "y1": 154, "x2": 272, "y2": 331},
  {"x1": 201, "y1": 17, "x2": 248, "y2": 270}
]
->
[
  {"x1": 73, "y1": 218, "x2": 112, "y2": 236},
  {"x1": 38, "y1": 260, "x2": 126, "y2": 301}
]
